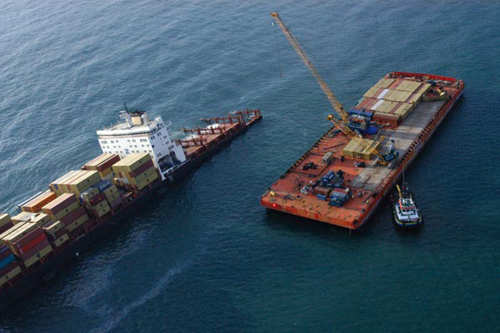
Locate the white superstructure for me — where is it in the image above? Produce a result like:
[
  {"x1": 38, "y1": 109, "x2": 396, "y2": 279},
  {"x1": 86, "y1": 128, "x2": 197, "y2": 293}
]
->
[{"x1": 97, "y1": 110, "x2": 186, "y2": 180}]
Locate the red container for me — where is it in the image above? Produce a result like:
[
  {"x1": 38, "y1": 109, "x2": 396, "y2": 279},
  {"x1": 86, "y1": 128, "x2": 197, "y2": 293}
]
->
[
  {"x1": 20, "y1": 239, "x2": 50, "y2": 261},
  {"x1": 84, "y1": 154, "x2": 120, "y2": 172},
  {"x1": 89, "y1": 193, "x2": 106, "y2": 206},
  {"x1": 12, "y1": 228, "x2": 44, "y2": 250},
  {"x1": 313, "y1": 186, "x2": 331, "y2": 196},
  {"x1": 42, "y1": 193, "x2": 77, "y2": 216},
  {"x1": 60, "y1": 207, "x2": 87, "y2": 227},
  {"x1": 98, "y1": 155, "x2": 121, "y2": 172},
  {"x1": 130, "y1": 160, "x2": 154, "y2": 177},
  {"x1": 54, "y1": 228, "x2": 67, "y2": 240},
  {"x1": 19, "y1": 233, "x2": 47, "y2": 255},
  {"x1": 0, "y1": 261, "x2": 18, "y2": 277}
]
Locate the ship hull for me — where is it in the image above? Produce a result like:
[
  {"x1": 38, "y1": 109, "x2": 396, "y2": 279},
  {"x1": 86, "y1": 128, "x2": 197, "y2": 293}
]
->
[{"x1": 0, "y1": 113, "x2": 261, "y2": 312}]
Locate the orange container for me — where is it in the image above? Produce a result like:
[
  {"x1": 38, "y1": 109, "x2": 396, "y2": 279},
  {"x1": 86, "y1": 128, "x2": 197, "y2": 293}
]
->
[{"x1": 21, "y1": 191, "x2": 57, "y2": 213}]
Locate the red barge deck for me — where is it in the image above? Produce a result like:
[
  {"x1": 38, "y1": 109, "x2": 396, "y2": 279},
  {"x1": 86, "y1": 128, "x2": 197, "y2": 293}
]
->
[{"x1": 260, "y1": 72, "x2": 463, "y2": 229}]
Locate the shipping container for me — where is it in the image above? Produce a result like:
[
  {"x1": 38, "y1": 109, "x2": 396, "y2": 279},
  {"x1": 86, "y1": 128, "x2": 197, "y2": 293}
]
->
[
  {"x1": 105, "y1": 192, "x2": 120, "y2": 204},
  {"x1": 53, "y1": 234, "x2": 69, "y2": 248},
  {"x1": 60, "y1": 207, "x2": 88, "y2": 227},
  {"x1": 67, "y1": 170, "x2": 101, "y2": 196},
  {"x1": 11, "y1": 212, "x2": 37, "y2": 225},
  {"x1": 21, "y1": 244, "x2": 52, "y2": 268},
  {"x1": 2, "y1": 223, "x2": 39, "y2": 246},
  {"x1": 50, "y1": 170, "x2": 102, "y2": 197},
  {"x1": 65, "y1": 215, "x2": 90, "y2": 233},
  {"x1": 0, "y1": 223, "x2": 26, "y2": 243},
  {"x1": 109, "y1": 197, "x2": 123, "y2": 210},
  {"x1": 80, "y1": 187, "x2": 100, "y2": 204},
  {"x1": 129, "y1": 159, "x2": 154, "y2": 177},
  {"x1": 136, "y1": 172, "x2": 160, "y2": 191},
  {"x1": 112, "y1": 153, "x2": 152, "y2": 173},
  {"x1": 313, "y1": 186, "x2": 332, "y2": 196},
  {"x1": 0, "y1": 214, "x2": 12, "y2": 232},
  {"x1": 0, "y1": 266, "x2": 21, "y2": 288},
  {"x1": 42, "y1": 193, "x2": 77, "y2": 215},
  {"x1": 17, "y1": 233, "x2": 47, "y2": 256},
  {"x1": 83, "y1": 154, "x2": 120, "y2": 172},
  {"x1": 128, "y1": 167, "x2": 157, "y2": 186},
  {"x1": 0, "y1": 254, "x2": 15, "y2": 269},
  {"x1": 11, "y1": 228, "x2": 45, "y2": 255},
  {"x1": 42, "y1": 220, "x2": 65, "y2": 235},
  {"x1": 0, "y1": 245, "x2": 13, "y2": 261},
  {"x1": 93, "y1": 204, "x2": 111, "y2": 218},
  {"x1": 343, "y1": 139, "x2": 382, "y2": 161},
  {"x1": 47, "y1": 201, "x2": 80, "y2": 221},
  {"x1": 0, "y1": 261, "x2": 18, "y2": 277},
  {"x1": 21, "y1": 191, "x2": 57, "y2": 213},
  {"x1": 29, "y1": 213, "x2": 51, "y2": 226}
]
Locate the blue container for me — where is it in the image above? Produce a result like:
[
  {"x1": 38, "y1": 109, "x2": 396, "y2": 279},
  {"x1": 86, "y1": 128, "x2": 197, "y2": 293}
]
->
[
  {"x1": 0, "y1": 254, "x2": 15, "y2": 269},
  {"x1": 348, "y1": 108, "x2": 373, "y2": 119},
  {"x1": 96, "y1": 179, "x2": 112, "y2": 192},
  {"x1": 316, "y1": 194, "x2": 327, "y2": 201},
  {"x1": 364, "y1": 126, "x2": 379, "y2": 135},
  {"x1": 325, "y1": 171, "x2": 335, "y2": 181},
  {"x1": 0, "y1": 245, "x2": 10, "y2": 257}
]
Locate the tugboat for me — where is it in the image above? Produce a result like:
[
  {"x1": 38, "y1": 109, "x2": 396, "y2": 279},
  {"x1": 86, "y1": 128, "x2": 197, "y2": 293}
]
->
[{"x1": 391, "y1": 184, "x2": 423, "y2": 228}]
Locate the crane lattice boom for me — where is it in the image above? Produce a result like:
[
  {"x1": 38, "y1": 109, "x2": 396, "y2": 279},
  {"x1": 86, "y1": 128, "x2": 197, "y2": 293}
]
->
[
  {"x1": 271, "y1": 12, "x2": 389, "y2": 166},
  {"x1": 270, "y1": 13, "x2": 349, "y2": 123}
]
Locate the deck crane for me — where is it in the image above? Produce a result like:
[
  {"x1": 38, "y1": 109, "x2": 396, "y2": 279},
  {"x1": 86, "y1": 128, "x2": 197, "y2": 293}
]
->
[{"x1": 270, "y1": 13, "x2": 394, "y2": 165}]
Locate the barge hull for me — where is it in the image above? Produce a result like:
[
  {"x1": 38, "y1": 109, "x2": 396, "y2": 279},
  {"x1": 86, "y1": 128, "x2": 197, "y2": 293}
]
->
[{"x1": 260, "y1": 72, "x2": 463, "y2": 229}]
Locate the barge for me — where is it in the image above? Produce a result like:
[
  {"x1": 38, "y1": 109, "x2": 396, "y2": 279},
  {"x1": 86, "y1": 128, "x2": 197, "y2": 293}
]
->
[
  {"x1": 261, "y1": 13, "x2": 463, "y2": 230},
  {"x1": 260, "y1": 72, "x2": 463, "y2": 229},
  {"x1": 0, "y1": 108, "x2": 262, "y2": 311}
]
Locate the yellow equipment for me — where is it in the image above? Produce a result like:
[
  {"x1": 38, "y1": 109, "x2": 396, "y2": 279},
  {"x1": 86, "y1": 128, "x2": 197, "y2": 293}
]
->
[
  {"x1": 270, "y1": 12, "x2": 390, "y2": 165},
  {"x1": 396, "y1": 184, "x2": 403, "y2": 198}
]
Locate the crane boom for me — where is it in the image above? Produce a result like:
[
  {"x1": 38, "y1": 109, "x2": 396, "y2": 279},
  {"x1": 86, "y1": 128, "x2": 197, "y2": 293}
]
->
[
  {"x1": 270, "y1": 13, "x2": 349, "y2": 123},
  {"x1": 271, "y1": 12, "x2": 390, "y2": 166}
]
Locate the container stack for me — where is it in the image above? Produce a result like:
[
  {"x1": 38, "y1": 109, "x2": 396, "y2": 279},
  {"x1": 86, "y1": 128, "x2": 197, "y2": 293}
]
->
[
  {"x1": 20, "y1": 191, "x2": 57, "y2": 213},
  {"x1": 0, "y1": 223, "x2": 53, "y2": 268},
  {"x1": 357, "y1": 78, "x2": 431, "y2": 125},
  {"x1": 79, "y1": 179, "x2": 113, "y2": 218},
  {"x1": 42, "y1": 193, "x2": 90, "y2": 235},
  {"x1": 83, "y1": 154, "x2": 121, "y2": 179},
  {"x1": 42, "y1": 220, "x2": 69, "y2": 248},
  {"x1": 50, "y1": 170, "x2": 102, "y2": 197},
  {"x1": 103, "y1": 184, "x2": 122, "y2": 210},
  {"x1": 11, "y1": 212, "x2": 51, "y2": 227},
  {"x1": 343, "y1": 139, "x2": 382, "y2": 161},
  {"x1": 112, "y1": 153, "x2": 159, "y2": 191},
  {"x1": 28, "y1": 213, "x2": 51, "y2": 226},
  {"x1": 0, "y1": 244, "x2": 21, "y2": 288},
  {"x1": 0, "y1": 214, "x2": 14, "y2": 234}
]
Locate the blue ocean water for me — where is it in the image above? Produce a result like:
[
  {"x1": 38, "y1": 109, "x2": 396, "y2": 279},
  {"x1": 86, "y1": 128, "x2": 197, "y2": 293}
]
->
[{"x1": 0, "y1": 0, "x2": 499, "y2": 332}]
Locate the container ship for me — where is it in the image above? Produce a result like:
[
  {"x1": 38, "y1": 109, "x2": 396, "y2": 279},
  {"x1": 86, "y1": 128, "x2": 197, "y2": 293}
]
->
[
  {"x1": 260, "y1": 13, "x2": 464, "y2": 230},
  {"x1": 0, "y1": 108, "x2": 261, "y2": 311}
]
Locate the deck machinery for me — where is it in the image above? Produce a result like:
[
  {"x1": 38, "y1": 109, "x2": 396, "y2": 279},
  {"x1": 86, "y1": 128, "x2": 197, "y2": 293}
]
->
[{"x1": 261, "y1": 13, "x2": 464, "y2": 229}]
